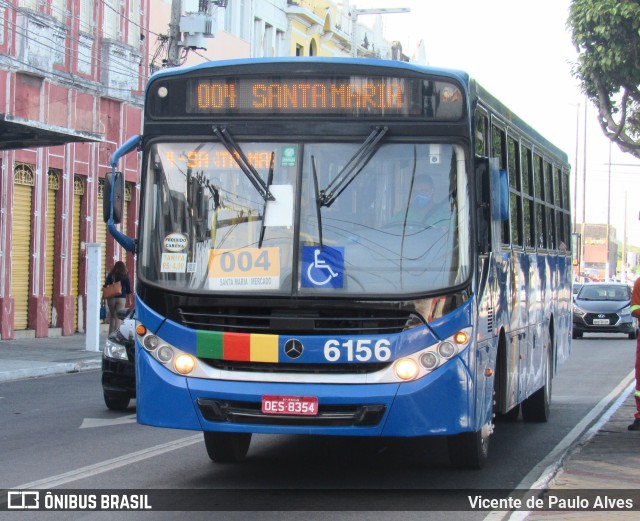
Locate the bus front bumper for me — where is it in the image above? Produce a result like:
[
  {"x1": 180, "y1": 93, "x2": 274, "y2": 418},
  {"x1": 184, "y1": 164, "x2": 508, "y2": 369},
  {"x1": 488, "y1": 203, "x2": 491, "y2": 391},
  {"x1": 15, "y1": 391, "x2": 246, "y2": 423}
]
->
[{"x1": 136, "y1": 349, "x2": 475, "y2": 437}]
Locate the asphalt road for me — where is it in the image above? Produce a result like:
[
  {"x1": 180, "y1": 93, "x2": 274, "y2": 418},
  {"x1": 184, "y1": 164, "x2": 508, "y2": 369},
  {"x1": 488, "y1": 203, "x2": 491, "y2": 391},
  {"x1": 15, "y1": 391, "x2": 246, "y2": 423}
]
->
[{"x1": 0, "y1": 333, "x2": 635, "y2": 520}]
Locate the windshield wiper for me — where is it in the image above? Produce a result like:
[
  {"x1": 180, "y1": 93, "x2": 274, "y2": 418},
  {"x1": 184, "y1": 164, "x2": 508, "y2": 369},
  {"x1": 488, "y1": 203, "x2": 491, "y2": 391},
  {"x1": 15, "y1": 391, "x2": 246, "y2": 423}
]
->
[
  {"x1": 311, "y1": 155, "x2": 324, "y2": 249},
  {"x1": 319, "y1": 126, "x2": 388, "y2": 207},
  {"x1": 258, "y1": 151, "x2": 275, "y2": 248},
  {"x1": 213, "y1": 126, "x2": 275, "y2": 202}
]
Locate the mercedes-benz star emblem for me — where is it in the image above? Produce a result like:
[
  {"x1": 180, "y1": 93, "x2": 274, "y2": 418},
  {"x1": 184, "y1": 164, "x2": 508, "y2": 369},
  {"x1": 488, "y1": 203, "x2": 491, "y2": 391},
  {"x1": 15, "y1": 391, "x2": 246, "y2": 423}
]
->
[{"x1": 284, "y1": 339, "x2": 304, "y2": 359}]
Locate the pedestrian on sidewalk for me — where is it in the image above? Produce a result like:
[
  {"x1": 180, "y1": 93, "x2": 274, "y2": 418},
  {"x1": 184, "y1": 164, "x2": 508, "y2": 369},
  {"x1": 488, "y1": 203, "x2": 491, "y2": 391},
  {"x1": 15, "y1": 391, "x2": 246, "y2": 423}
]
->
[
  {"x1": 104, "y1": 261, "x2": 131, "y2": 334},
  {"x1": 629, "y1": 276, "x2": 640, "y2": 430}
]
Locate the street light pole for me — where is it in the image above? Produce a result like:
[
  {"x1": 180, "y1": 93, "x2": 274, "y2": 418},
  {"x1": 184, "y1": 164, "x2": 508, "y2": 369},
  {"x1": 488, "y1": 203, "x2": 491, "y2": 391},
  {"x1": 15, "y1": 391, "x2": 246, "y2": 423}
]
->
[
  {"x1": 580, "y1": 99, "x2": 587, "y2": 280},
  {"x1": 573, "y1": 102, "x2": 580, "y2": 235},
  {"x1": 606, "y1": 141, "x2": 611, "y2": 280},
  {"x1": 623, "y1": 192, "x2": 628, "y2": 283},
  {"x1": 350, "y1": 6, "x2": 410, "y2": 58}
]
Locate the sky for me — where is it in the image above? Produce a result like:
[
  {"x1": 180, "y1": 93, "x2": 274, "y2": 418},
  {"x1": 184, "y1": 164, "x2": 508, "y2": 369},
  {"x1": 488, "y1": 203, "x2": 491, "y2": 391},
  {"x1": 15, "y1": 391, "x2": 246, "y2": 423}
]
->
[{"x1": 356, "y1": 0, "x2": 640, "y2": 247}]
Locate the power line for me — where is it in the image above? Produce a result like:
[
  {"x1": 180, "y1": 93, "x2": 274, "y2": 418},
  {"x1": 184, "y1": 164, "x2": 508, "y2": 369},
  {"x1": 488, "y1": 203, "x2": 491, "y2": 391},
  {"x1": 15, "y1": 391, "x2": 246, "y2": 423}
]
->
[
  {"x1": 0, "y1": 0, "x2": 155, "y2": 77},
  {"x1": 0, "y1": 4, "x2": 152, "y2": 106}
]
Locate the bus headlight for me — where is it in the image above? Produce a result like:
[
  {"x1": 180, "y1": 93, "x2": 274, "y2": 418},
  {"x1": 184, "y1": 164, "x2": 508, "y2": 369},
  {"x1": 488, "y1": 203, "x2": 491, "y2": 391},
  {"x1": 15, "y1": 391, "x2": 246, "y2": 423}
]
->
[
  {"x1": 394, "y1": 358, "x2": 419, "y2": 381},
  {"x1": 174, "y1": 354, "x2": 196, "y2": 375},
  {"x1": 420, "y1": 351, "x2": 439, "y2": 370},
  {"x1": 157, "y1": 345, "x2": 174, "y2": 363},
  {"x1": 378, "y1": 327, "x2": 472, "y2": 383},
  {"x1": 138, "y1": 330, "x2": 204, "y2": 377},
  {"x1": 438, "y1": 341, "x2": 456, "y2": 359},
  {"x1": 143, "y1": 335, "x2": 160, "y2": 351}
]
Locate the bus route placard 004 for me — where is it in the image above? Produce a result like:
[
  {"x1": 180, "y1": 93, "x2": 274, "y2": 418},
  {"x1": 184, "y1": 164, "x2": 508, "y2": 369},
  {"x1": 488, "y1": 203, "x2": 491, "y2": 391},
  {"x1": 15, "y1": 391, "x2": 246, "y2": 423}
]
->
[{"x1": 208, "y1": 247, "x2": 280, "y2": 291}]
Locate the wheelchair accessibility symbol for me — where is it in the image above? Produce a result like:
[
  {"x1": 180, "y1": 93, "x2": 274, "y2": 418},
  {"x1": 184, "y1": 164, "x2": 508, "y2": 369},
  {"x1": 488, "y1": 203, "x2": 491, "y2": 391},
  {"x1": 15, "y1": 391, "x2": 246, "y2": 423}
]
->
[{"x1": 301, "y1": 246, "x2": 344, "y2": 288}]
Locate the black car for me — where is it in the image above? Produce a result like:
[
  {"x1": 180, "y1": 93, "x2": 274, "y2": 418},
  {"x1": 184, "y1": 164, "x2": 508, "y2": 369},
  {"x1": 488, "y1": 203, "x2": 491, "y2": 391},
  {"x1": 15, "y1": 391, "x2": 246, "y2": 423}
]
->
[
  {"x1": 572, "y1": 283, "x2": 638, "y2": 339},
  {"x1": 102, "y1": 308, "x2": 136, "y2": 410}
]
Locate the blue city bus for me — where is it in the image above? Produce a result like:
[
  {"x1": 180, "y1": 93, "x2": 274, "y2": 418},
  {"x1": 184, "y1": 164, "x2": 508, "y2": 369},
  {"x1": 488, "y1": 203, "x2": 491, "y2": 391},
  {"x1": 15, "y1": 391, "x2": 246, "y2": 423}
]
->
[{"x1": 105, "y1": 57, "x2": 572, "y2": 469}]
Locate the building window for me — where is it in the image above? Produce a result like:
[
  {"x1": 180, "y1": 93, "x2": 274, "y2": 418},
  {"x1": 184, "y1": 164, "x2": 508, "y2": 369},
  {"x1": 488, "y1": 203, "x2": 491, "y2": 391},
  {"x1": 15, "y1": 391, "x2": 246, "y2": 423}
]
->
[
  {"x1": 15, "y1": 163, "x2": 36, "y2": 186},
  {"x1": 77, "y1": 33, "x2": 93, "y2": 75},
  {"x1": 128, "y1": 0, "x2": 140, "y2": 47},
  {"x1": 79, "y1": 0, "x2": 93, "y2": 33},
  {"x1": 264, "y1": 23, "x2": 273, "y2": 57},
  {"x1": 224, "y1": 0, "x2": 232, "y2": 32},
  {"x1": 19, "y1": 0, "x2": 38, "y2": 10},
  {"x1": 239, "y1": 0, "x2": 248, "y2": 40},
  {"x1": 253, "y1": 18, "x2": 262, "y2": 57},
  {"x1": 296, "y1": 44, "x2": 303, "y2": 56},
  {"x1": 275, "y1": 30, "x2": 285, "y2": 57},
  {"x1": 103, "y1": 0, "x2": 117, "y2": 40},
  {"x1": 52, "y1": 0, "x2": 66, "y2": 22}
]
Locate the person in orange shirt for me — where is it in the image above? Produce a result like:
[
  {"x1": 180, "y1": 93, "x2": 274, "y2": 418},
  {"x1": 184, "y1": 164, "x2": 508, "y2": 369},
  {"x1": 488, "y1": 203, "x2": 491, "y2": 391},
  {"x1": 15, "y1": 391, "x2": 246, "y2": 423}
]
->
[{"x1": 629, "y1": 277, "x2": 640, "y2": 430}]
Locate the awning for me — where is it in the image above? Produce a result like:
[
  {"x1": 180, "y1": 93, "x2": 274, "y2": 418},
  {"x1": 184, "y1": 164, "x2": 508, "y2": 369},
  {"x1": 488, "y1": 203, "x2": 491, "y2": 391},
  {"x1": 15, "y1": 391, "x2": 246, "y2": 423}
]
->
[{"x1": 0, "y1": 113, "x2": 105, "y2": 150}]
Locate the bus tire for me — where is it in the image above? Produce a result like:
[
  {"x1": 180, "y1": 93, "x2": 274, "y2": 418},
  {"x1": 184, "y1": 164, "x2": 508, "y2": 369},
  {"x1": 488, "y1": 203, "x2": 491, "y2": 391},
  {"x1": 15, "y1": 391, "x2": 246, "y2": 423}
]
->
[
  {"x1": 493, "y1": 337, "x2": 519, "y2": 422},
  {"x1": 522, "y1": 347, "x2": 552, "y2": 423},
  {"x1": 203, "y1": 432, "x2": 252, "y2": 463},
  {"x1": 447, "y1": 423, "x2": 491, "y2": 470}
]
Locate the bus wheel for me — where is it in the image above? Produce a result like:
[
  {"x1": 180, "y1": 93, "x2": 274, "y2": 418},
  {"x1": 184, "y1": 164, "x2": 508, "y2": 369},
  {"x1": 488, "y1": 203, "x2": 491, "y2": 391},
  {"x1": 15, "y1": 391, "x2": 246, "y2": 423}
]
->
[
  {"x1": 522, "y1": 348, "x2": 552, "y2": 422},
  {"x1": 203, "y1": 432, "x2": 252, "y2": 463},
  {"x1": 447, "y1": 423, "x2": 492, "y2": 470}
]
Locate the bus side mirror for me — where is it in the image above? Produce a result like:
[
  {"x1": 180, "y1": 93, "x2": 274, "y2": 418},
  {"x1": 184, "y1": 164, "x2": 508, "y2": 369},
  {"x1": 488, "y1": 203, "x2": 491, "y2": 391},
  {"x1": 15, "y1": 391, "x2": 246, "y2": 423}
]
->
[{"x1": 103, "y1": 171, "x2": 124, "y2": 224}]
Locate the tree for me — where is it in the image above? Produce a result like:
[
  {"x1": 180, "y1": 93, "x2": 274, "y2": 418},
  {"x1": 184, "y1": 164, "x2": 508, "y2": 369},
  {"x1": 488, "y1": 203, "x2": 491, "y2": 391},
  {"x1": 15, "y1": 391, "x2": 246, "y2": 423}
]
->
[{"x1": 568, "y1": 0, "x2": 640, "y2": 159}]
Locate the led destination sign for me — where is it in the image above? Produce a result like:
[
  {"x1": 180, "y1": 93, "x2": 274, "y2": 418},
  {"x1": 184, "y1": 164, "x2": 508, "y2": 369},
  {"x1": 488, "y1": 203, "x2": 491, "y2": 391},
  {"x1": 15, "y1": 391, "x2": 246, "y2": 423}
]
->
[
  {"x1": 150, "y1": 75, "x2": 464, "y2": 120},
  {"x1": 193, "y1": 79, "x2": 405, "y2": 113}
]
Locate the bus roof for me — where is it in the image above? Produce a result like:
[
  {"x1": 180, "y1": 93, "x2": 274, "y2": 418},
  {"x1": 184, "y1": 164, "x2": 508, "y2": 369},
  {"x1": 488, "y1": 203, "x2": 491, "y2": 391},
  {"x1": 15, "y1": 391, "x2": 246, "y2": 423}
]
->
[
  {"x1": 147, "y1": 56, "x2": 472, "y2": 86},
  {"x1": 471, "y1": 81, "x2": 569, "y2": 163}
]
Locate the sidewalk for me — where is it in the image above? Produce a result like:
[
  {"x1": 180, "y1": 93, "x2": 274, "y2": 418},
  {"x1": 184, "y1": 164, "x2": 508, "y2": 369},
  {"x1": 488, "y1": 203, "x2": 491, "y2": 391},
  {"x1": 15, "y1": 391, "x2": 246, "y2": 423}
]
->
[
  {"x1": 0, "y1": 334, "x2": 638, "y2": 518},
  {"x1": 0, "y1": 333, "x2": 104, "y2": 383},
  {"x1": 523, "y1": 390, "x2": 640, "y2": 520}
]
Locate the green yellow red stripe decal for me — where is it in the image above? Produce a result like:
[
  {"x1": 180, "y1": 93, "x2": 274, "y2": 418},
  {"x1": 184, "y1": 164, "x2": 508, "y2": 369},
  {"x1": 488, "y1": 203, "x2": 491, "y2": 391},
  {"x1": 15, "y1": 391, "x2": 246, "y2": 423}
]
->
[{"x1": 196, "y1": 331, "x2": 279, "y2": 363}]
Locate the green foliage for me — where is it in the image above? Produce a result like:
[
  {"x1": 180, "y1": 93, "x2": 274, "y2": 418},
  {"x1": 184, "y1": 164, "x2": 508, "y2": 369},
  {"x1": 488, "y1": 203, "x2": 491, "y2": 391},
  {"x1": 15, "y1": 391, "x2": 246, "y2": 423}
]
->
[{"x1": 568, "y1": 0, "x2": 640, "y2": 158}]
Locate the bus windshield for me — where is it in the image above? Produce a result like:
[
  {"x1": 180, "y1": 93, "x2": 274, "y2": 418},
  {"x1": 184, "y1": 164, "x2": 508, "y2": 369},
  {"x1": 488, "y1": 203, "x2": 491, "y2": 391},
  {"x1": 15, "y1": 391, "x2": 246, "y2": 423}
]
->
[{"x1": 140, "y1": 140, "x2": 470, "y2": 296}]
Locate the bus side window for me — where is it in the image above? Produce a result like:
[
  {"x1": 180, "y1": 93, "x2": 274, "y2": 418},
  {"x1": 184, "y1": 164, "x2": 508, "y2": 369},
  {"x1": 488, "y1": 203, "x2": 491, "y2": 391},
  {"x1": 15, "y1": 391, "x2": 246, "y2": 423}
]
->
[{"x1": 475, "y1": 157, "x2": 491, "y2": 254}]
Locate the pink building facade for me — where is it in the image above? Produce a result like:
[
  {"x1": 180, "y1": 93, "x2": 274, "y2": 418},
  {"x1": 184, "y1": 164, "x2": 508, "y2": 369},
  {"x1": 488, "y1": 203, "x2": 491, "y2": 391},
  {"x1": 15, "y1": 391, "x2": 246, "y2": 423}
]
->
[{"x1": 0, "y1": 0, "x2": 149, "y2": 339}]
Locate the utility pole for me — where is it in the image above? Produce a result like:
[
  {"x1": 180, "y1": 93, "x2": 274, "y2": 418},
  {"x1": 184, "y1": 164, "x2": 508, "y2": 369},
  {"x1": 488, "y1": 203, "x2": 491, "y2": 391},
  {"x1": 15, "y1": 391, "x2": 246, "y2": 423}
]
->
[
  {"x1": 166, "y1": 0, "x2": 220, "y2": 67},
  {"x1": 167, "y1": 0, "x2": 183, "y2": 67},
  {"x1": 350, "y1": 6, "x2": 410, "y2": 58}
]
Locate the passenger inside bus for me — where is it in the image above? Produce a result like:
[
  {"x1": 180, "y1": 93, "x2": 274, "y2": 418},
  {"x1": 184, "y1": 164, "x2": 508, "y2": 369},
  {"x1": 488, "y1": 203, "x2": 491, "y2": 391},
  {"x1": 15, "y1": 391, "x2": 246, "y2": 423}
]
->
[{"x1": 390, "y1": 174, "x2": 451, "y2": 229}]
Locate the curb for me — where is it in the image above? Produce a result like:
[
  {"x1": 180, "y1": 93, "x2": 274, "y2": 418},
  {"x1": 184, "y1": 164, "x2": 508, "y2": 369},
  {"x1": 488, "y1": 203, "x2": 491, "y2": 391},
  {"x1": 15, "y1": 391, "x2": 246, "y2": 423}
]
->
[{"x1": 0, "y1": 359, "x2": 102, "y2": 383}]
